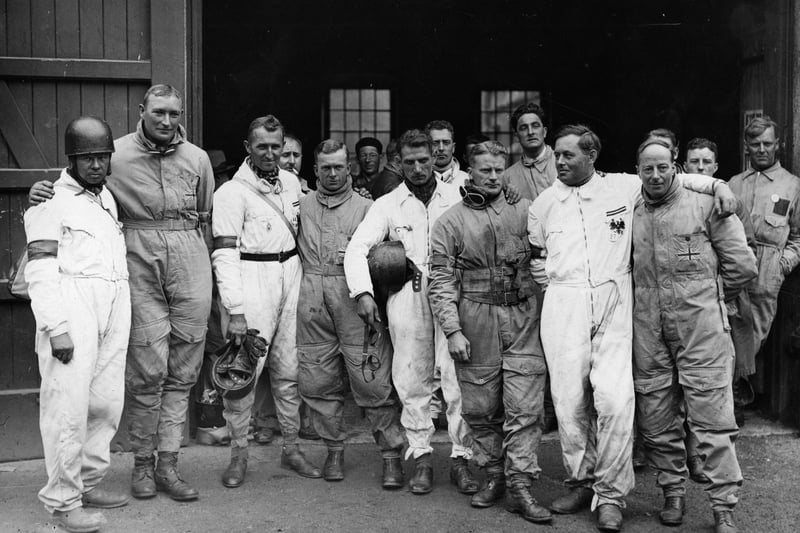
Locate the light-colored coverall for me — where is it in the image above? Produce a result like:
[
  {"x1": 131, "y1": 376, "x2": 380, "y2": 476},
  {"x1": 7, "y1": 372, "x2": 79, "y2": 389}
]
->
[
  {"x1": 429, "y1": 194, "x2": 546, "y2": 477},
  {"x1": 433, "y1": 159, "x2": 469, "y2": 189},
  {"x1": 728, "y1": 162, "x2": 800, "y2": 356},
  {"x1": 296, "y1": 186, "x2": 405, "y2": 454},
  {"x1": 25, "y1": 170, "x2": 131, "y2": 512},
  {"x1": 528, "y1": 171, "x2": 720, "y2": 508},
  {"x1": 632, "y1": 180, "x2": 756, "y2": 511},
  {"x1": 212, "y1": 163, "x2": 303, "y2": 447},
  {"x1": 344, "y1": 181, "x2": 472, "y2": 460},
  {"x1": 113, "y1": 122, "x2": 214, "y2": 457},
  {"x1": 503, "y1": 145, "x2": 557, "y2": 202}
]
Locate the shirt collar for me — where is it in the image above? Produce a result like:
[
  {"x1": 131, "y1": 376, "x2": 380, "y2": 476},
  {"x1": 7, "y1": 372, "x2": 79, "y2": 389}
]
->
[
  {"x1": 744, "y1": 161, "x2": 782, "y2": 182},
  {"x1": 521, "y1": 145, "x2": 553, "y2": 169},
  {"x1": 553, "y1": 172, "x2": 600, "y2": 202},
  {"x1": 135, "y1": 120, "x2": 185, "y2": 154},
  {"x1": 433, "y1": 159, "x2": 460, "y2": 183}
]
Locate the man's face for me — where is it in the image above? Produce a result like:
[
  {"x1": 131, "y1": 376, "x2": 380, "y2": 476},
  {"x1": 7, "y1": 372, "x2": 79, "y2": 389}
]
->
[
  {"x1": 73, "y1": 153, "x2": 111, "y2": 185},
  {"x1": 245, "y1": 127, "x2": 283, "y2": 174},
  {"x1": 400, "y1": 145, "x2": 434, "y2": 187},
  {"x1": 469, "y1": 153, "x2": 505, "y2": 197},
  {"x1": 139, "y1": 95, "x2": 182, "y2": 146},
  {"x1": 358, "y1": 146, "x2": 381, "y2": 176},
  {"x1": 314, "y1": 148, "x2": 349, "y2": 192},
  {"x1": 430, "y1": 128, "x2": 455, "y2": 168},
  {"x1": 685, "y1": 147, "x2": 718, "y2": 176},
  {"x1": 746, "y1": 127, "x2": 779, "y2": 171},
  {"x1": 553, "y1": 134, "x2": 595, "y2": 186},
  {"x1": 515, "y1": 113, "x2": 547, "y2": 153},
  {"x1": 637, "y1": 144, "x2": 676, "y2": 199},
  {"x1": 280, "y1": 138, "x2": 303, "y2": 174}
]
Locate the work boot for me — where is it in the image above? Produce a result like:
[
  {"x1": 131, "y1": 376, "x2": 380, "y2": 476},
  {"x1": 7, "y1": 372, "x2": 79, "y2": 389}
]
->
[
  {"x1": 52, "y1": 507, "x2": 106, "y2": 533},
  {"x1": 659, "y1": 495, "x2": 685, "y2": 526},
  {"x1": 195, "y1": 426, "x2": 230, "y2": 446},
  {"x1": 130, "y1": 455, "x2": 156, "y2": 499},
  {"x1": 253, "y1": 427, "x2": 275, "y2": 445},
  {"x1": 449, "y1": 457, "x2": 479, "y2": 494},
  {"x1": 471, "y1": 472, "x2": 505, "y2": 508},
  {"x1": 82, "y1": 487, "x2": 130, "y2": 509},
  {"x1": 281, "y1": 445, "x2": 322, "y2": 478},
  {"x1": 597, "y1": 503, "x2": 623, "y2": 532},
  {"x1": 409, "y1": 453, "x2": 433, "y2": 495},
  {"x1": 505, "y1": 474, "x2": 552, "y2": 524},
  {"x1": 688, "y1": 455, "x2": 709, "y2": 483},
  {"x1": 299, "y1": 424, "x2": 321, "y2": 440},
  {"x1": 713, "y1": 510, "x2": 739, "y2": 533},
  {"x1": 154, "y1": 452, "x2": 199, "y2": 501},
  {"x1": 381, "y1": 457, "x2": 404, "y2": 490},
  {"x1": 323, "y1": 449, "x2": 345, "y2": 481},
  {"x1": 632, "y1": 439, "x2": 648, "y2": 470},
  {"x1": 550, "y1": 486, "x2": 594, "y2": 514},
  {"x1": 221, "y1": 446, "x2": 248, "y2": 488}
]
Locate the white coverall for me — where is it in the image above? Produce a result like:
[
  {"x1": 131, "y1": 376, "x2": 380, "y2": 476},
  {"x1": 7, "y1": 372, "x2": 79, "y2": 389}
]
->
[
  {"x1": 344, "y1": 181, "x2": 472, "y2": 460},
  {"x1": 527, "y1": 172, "x2": 720, "y2": 508},
  {"x1": 212, "y1": 162, "x2": 303, "y2": 447},
  {"x1": 25, "y1": 170, "x2": 131, "y2": 512},
  {"x1": 433, "y1": 159, "x2": 469, "y2": 190}
]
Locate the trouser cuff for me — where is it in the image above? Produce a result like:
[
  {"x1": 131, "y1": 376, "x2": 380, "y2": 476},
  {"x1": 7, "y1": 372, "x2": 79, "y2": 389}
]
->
[{"x1": 324, "y1": 439, "x2": 345, "y2": 451}]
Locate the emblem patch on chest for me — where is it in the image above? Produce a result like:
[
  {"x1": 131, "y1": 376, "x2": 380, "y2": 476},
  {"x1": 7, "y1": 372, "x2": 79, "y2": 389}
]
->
[{"x1": 606, "y1": 206, "x2": 626, "y2": 242}]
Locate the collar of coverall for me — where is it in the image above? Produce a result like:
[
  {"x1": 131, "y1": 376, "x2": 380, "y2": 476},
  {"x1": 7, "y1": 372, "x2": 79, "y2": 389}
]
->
[
  {"x1": 744, "y1": 160, "x2": 781, "y2": 181},
  {"x1": 521, "y1": 144, "x2": 553, "y2": 168},
  {"x1": 461, "y1": 182, "x2": 505, "y2": 212},
  {"x1": 641, "y1": 172, "x2": 682, "y2": 208},
  {"x1": 553, "y1": 171, "x2": 600, "y2": 202},
  {"x1": 315, "y1": 177, "x2": 353, "y2": 208},
  {"x1": 135, "y1": 120, "x2": 185, "y2": 155}
]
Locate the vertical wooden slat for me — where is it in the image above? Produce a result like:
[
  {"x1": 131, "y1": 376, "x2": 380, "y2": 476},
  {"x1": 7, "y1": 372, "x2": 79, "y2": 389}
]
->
[
  {"x1": 79, "y1": 0, "x2": 103, "y2": 59},
  {"x1": 11, "y1": 304, "x2": 38, "y2": 387},
  {"x1": 8, "y1": 80, "x2": 33, "y2": 169},
  {"x1": 150, "y1": 1, "x2": 186, "y2": 101},
  {"x1": 56, "y1": 82, "x2": 81, "y2": 167},
  {"x1": 32, "y1": 82, "x2": 57, "y2": 167},
  {"x1": 81, "y1": 83, "x2": 104, "y2": 117},
  {"x1": 55, "y1": 0, "x2": 80, "y2": 58},
  {"x1": 0, "y1": 193, "x2": 9, "y2": 278},
  {"x1": 30, "y1": 0, "x2": 55, "y2": 57},
  {"x1": 6, "y1": 0, "x2": 31, "y2": 57},
  {"x1": 104, "y1": 83, "x2": 128, "y2": 144},
  {"x1": 128, "y1": 84, "x2": 142, "y2": 133},
  {"x1": 103, "y1": 0, "x2": 126, "y2": 59},
  {"x1": 0, "y1": 0, "x2": 8, "y2": 56},
  {"x1": 127, "y1": 0, "x2": 150, "y2": 60}
]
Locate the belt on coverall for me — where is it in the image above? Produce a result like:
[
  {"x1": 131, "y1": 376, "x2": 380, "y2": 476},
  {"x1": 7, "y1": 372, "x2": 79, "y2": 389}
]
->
[
  {"x1": 460, "y1": 266, "x2": 526, "y2": 306},
  {"x1": 120, "y1": 219, "x2": 199, "y2": 231},
  {"x1": 240, "y1": 248, "x2": 298, "y2": 263},
  {"x1": 302, "y1": 264, "x2": 346, "y2": 276}
]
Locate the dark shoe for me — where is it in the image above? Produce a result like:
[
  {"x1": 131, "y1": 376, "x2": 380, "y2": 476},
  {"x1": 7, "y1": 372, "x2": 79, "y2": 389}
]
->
[
  {"x1": 82, "y1": 487, "x2": 130, "y2": 509},
  {"x1": 52, "y1": 507, "x2": 106, "y2": 533},
  {"x1": 281, "y1": 446, "x2": 322, "y2": 478},
  {"x1": 131, "y1": 455, "x2": 156, "y2": 499},
  {"x1": 154, "y1": 452, "x2": 199, "y2": 501},
  {"x1": 449, "y1": 457, "x2": 479, "y2": 494},
  {"x1": 688, "y1": 455, "x2": 709, "y2": 484},
  {"x1": 382, "y1": 457, "x2": 404, "y2": 489},
  {"x1": 659, "y1": 495, "x2": 685, "y2": 526},
  {"x1": 323, "y1": 449, "x2": 345, "y2": 481},
  {"x1": 253, "y1": 427, "x2": 275, "y2": 445},
  {"x1": 221, "y1": 447, "x2": 248, "y2": 488},
  {"x1": 550, "y1": 486, "x2": 594, "y2": 514},
  {"x1": 471, "y1": 474, "x2": 506, "y2": 508},
  {"x1": 299, "y1": 425, "x2": 321, "y2": 440},
  {"x1": 506, "y1": 475, "x2": 552, "y2": 524},
  {"x1": 734, "y1": 405, "x2": 745, "y2": 427},
  {"x1": 409, "y1": 454, "x2": 433, "y2": 495},
  {"x1": 633, "y1": 442, "x2": 648, "y2": 470},
  {"x1": 195, "y1": 426, "x2": 230, "y2": 446},
  {"x1": 714, "y1": 510, "x2": 739, "y2": 533},
  {"x1": 597, "y1": 503, "x2": 623, "y2": 532}
]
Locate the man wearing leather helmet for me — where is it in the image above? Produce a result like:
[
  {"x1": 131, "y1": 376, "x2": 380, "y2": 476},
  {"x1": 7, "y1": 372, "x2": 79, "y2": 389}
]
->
[{"x1": 24, "y1": 116, "x2": 130, "y2": 533}]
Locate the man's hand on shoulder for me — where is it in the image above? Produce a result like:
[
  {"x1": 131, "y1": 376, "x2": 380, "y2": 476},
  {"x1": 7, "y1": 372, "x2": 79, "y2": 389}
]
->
[{"x1": 29, "y1": 180, "x2": 55, "y2": 206}]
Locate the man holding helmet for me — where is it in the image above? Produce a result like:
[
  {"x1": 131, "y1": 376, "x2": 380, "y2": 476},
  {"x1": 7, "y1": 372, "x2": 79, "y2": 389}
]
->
[{"x1": 24, "y1": 116, "x2": 130, "y2": 533}]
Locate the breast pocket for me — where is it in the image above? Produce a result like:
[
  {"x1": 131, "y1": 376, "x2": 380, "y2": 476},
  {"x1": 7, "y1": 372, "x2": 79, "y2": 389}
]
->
[
  {"x1": 61, "y1": 223, "x2": 102, "y2": 272},
  {"x1": 176, "y1": 171, "x2": 199, "y2": 212},
  {"x1": 672, "y1": 232, "x2": 710, "y2": 275},
  {"x1": 391, "y1": 224, "x2": 415, "y2": 257},
  {"x1": 545, "y1": 226, "x2": 563, "y2": 261}
]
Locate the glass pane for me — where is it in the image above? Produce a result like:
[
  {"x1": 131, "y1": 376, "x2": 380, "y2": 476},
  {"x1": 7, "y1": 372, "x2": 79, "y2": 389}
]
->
[
  {"x1": 527, "y1": 91, "x2": 541, "y2": 105},
  {"x1": 330, "y1": 89, "x2": 344, "y2": 110},
  {"x1": 481, "y1": 112, "x2": 493, "y2": 133},
  {"x1": 376, "y1": 90, "x2": 391, "y2": 110},
  {"x1": 496, "y1": 91, "x2": 510, "y2": 112},
  {"x1": 361, "y1": 112, "x2": 375, "y2": 131},
  {"x1": 361, "y1": 89, "x2": 375, "y2": 110},
  {"x1": 511, "y1": 91, "x2": 526, "y2": 109},
  {"x1": 330, "y1": 110, "x2": 344, "y2": 131},
  {"x1": 346, "y1": 111, "x2": 360, "y2": 130},
  {"x1": 345, "y1": 89, "x2": 359, "y2": 109},
  {"x1": 330, "y1": 130, "x2": 344, "y2": 142},
  {"x1": 377, "y1": 133, "x2": 391, "y2": 151},
  {"x1": 481, "y1": 91, "x2": 493, "y2": 112},
  {"x1": 345, "y1": 132, "x2": 359, "y2": 152},
  {"x1": 376, "y1": 111, "x2": 390, "y2": 131}
]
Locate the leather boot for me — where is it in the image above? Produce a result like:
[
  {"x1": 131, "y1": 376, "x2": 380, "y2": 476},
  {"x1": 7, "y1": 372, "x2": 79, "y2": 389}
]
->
[
  {"x1": 154, "y1": 452, "x2": 199, "y2": 501},
  {"x1": 131, "y1": 455, "x2": 156, "y2": 499},
  {"x1": 323, "y1": 449, "x2": 345, "y2": 481},
  {"x1": 505, "y1": 474, "x2": 552, "y2": 523},
  {"x1": 550, "y1": 486, "x2": 594, "y2": 514},
  {"x1": 659, "y1": 495, "x2": 685, "y2": 526},
  {"x1": 221, "y1": 446, "x2": 248, "y2": 488},
  {"x1": 688, "y1": 455, "x2": 709, "y2": 483},
  {"x1": 450, "y1": 457, "x2": 479, "y2": 494},
  {"x1": 471, "y1": 472, "x2": 505, "y2": 508},
  {"x1": 82, "y1": 487, "x2": 130, "y2": 509},
  {"x1": 52, "y1": 507, "x2": 106, "y2": 533},
  {"x1": 381, "y1": 457, "x2": 404, "y2": 490},
  {"x1": 713, "y1": 510, "x2": 739, "y2": 533},
  {"x1": 409, "y1": 453, "x2": 433, "y2": 495},
  {"x1": 281, "y1": 445, "x2": 322, "y2": 478},
  {"x1": 597, "y1": 503, "x2": 623, "y2": 532}
]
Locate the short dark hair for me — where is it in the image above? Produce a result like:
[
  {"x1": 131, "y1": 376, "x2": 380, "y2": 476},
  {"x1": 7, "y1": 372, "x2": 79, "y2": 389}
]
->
[
  {"x1": 511, "y1": 103, "x2": 546, "y2": 131},
  {"x1": 284, "y1": 132, "x2": 302, "y2": 149},
  {"x1": 313, "y1": 138, "x2": 348, "y2": 162},
  {"x1": 247, "y1": 115, "x2": 284, "y2": 143},
  {"x1": 397, "y1": 129, "x2": 433, "y2": 156},
  {"x1": 467, "y1": 140, "x2": 508, "y2": 166},
  {"x1": 745, "y1": 115, "x2": 778, "y2": 140},
  {"x1": 647, "y1": 128, "x2": 678, "y2": 150},
  {"x1": 637, "y1": 138, "x2": 674, "y2": 163},
  {"x1": 424, "y1": 120, "x2": 454, "y2": 137},
  {"x1": 385, "y1": 138, "x2": 400, "y2": 160},
  {"x1": 142, "y1": 84, "x2": 182, "y2": 108},
  {"x1": 464, "y1": 133, "x2": 490, "y2": 146},
  {"x1": 686, "y1": 137, "x2": 718, "y2": 160},
  {"x1": 553, "y1": 124, "x2": 601, "y2": 156}
]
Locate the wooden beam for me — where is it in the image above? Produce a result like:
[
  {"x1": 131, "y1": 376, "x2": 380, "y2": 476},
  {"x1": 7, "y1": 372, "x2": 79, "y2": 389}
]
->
[
  {"x1": 0, "y1": 169, "x2": 61, "y2": 189},
  {"x1": 151, "y1": 1, "x2": 189, "y2": 135},
  {"x1": 0, "y1": 82, "x2": 49, "y2": 168},
  {"x1": 0, "y1": 57, "x2": 151, "y2": 81}
]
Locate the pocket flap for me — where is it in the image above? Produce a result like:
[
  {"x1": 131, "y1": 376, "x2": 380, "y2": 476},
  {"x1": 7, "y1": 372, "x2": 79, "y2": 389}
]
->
[
  {"x1": 129, "y1": 320, "x2": 171, "y2": 346},
  {"x1": 765, "y1": 214, "x2": 787, "y2": 228},
  {"x1": 678, "y1": 367, "x2": 729, "y2": 391},
  {"x1": 633, "y1": 372, "x2": 673, "y2": 394},
  {"x1": 502, "y1": 355, "x2": 547, "y2": 375},
  {"x1": 171, "y1": 321, "x2": 208, "y2": 344},
  {"x1": 456, "y1": 364, "x2": 501, "y2": 386}
]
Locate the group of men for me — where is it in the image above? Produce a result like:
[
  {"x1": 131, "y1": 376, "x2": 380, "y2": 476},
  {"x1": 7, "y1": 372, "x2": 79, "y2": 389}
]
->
[{"x1": 23, "y1": 80, "x2": 800, "y2": 533}]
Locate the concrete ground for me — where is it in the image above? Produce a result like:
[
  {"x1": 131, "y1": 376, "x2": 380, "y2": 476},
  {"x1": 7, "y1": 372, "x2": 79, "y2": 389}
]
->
[{"x1": 1, "y1": 413, "x2": 799, "y2": 533}]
